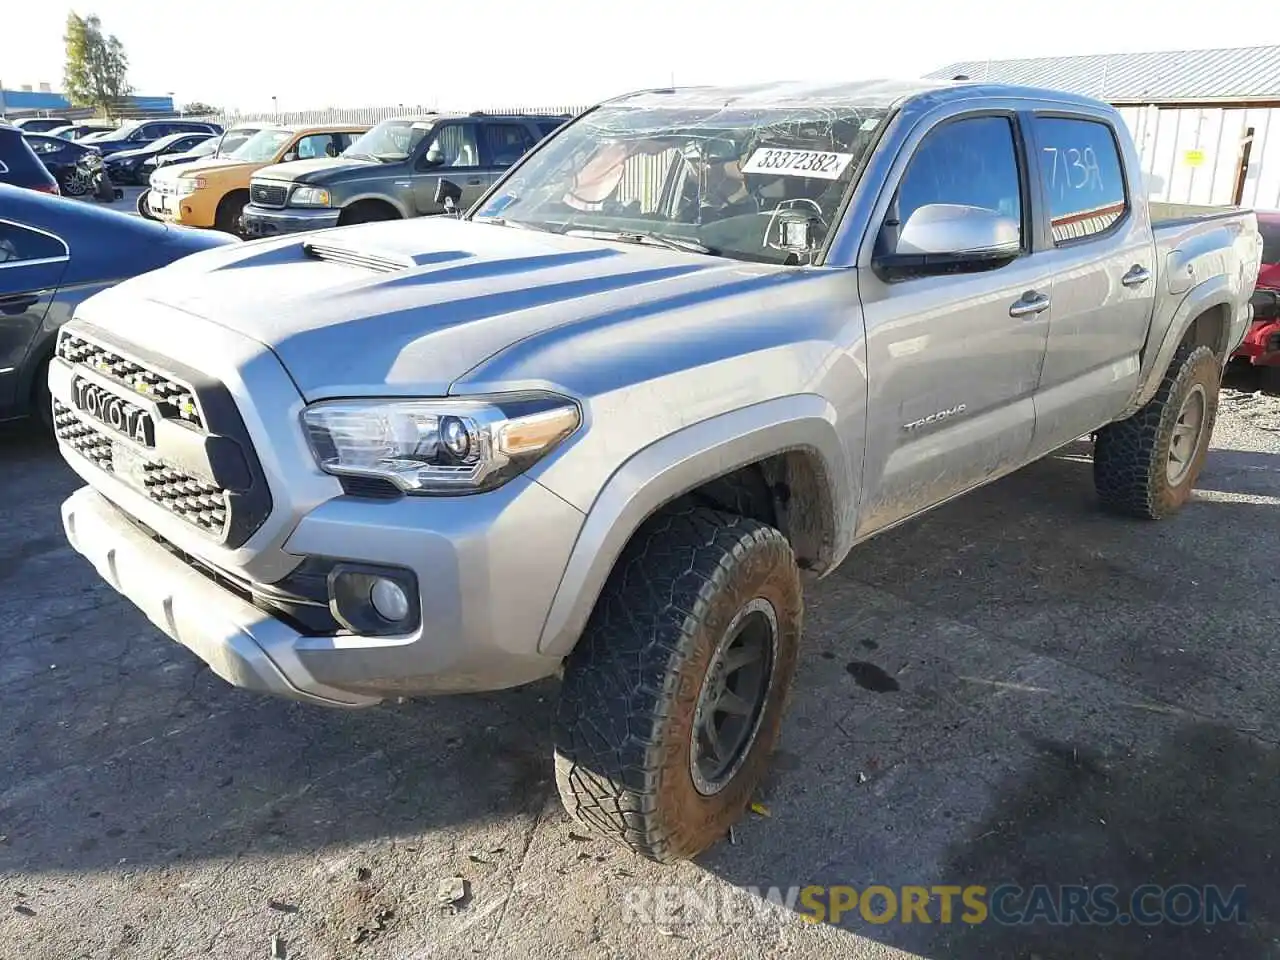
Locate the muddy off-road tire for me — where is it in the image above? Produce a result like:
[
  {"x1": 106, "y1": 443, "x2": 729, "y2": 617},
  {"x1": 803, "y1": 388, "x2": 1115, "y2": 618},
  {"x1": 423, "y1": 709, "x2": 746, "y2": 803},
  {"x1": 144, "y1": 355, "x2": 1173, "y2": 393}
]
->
[
  {"x1": 552, "y1": 507, "x2": 802, "y2": 863},
  {"x1": 1093, "y1": 344, "x2": 1221, "y2": 519}
]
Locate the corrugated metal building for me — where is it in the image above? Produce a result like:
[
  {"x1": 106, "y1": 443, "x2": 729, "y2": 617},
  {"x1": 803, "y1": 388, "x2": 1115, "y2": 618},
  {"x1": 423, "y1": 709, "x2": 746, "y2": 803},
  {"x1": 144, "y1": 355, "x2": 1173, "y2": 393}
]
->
[{"x1": 928, "y1": 46, "x2": 1280, "y2": 211}]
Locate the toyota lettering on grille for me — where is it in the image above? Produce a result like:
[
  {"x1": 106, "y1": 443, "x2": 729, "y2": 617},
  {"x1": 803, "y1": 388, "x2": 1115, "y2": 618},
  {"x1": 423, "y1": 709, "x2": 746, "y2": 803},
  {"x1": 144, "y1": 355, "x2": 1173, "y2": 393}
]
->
[{"x1": 71, "y1": 376, "x2": 156, "y2": 447}]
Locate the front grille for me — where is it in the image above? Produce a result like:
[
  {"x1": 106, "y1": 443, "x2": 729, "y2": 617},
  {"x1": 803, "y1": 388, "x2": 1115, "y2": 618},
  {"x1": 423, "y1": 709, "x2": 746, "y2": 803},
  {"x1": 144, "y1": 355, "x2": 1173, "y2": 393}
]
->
[
  {"x1": 57, "y1": 332, "x2": 203, "y2": 428},
  {"x1": 53, "y1": 324, "x2": 273, "y2": 549},
  {"x1": 250, "y1": 181, "x2": 288, "y2": 208},
  {"x1": 54, "y1": 400, "x2": 229, "y2": 537}
]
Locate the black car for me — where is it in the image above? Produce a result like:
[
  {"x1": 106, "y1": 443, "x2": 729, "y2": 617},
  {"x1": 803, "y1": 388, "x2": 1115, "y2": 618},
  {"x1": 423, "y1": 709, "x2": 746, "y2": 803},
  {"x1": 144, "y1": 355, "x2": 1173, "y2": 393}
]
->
[
  {"x1": 104, "y1": 131, "x2": 217, "y2": 184},
  {"x1": 10, "y1": 117, "x2": 72, "y2": 134},
  {"x1": 0, "y1": 183, "x2": 238, "y2": 427},
  {"x1": 0, "y1": 124, "x2": 59, "y2": 195},
  {"x1": 86, "y1": 119, "x2": 223, "y2": 158},
  {"x1": 22, "y1": 133, "x2": 103, "y2": 196}
]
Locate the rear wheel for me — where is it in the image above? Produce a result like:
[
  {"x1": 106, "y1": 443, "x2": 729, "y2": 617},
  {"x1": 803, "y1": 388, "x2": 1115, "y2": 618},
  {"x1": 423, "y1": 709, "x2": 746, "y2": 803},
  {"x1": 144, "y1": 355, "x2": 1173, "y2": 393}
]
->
[
  {"x1": 1093, "y1": 343, "x2": 1221, "y2": 519},
  {"x1": 552, "y1": 507, "x2": 802, "y2": 863},
  {"x1": 57, "y1": 168, "x2": 92, "y2": 198},
  {"x1": 214, "y1": 191, "x2": 249, "y2": 236}
]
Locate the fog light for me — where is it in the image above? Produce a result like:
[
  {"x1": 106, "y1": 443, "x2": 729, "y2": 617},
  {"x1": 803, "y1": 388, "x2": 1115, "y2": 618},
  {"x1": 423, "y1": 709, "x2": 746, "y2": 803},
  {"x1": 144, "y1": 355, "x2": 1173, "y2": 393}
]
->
[
  {"x1": 370, "y1": 577, "x2": 410, "y2": 622},
  {"x1": 326, "y1": 562, "x2": 420, "y2": 636}
]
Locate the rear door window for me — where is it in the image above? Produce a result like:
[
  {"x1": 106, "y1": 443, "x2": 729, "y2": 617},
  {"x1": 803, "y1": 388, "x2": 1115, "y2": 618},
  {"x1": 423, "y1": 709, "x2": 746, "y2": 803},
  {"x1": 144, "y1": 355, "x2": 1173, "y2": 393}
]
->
[
  {"x1": 1032, "y1": 117, "x2": 1128, "y2": 244},
  {"x1": 0, "y1": 223, "x2": 67, "y2": 264},
  {"x1": 482, "y1": 122, "x2": 536, "y2": 168}
]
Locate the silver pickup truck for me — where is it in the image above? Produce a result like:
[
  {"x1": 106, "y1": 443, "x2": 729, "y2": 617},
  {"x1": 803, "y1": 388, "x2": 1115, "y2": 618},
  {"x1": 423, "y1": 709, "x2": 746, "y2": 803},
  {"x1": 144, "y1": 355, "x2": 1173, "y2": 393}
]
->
[{"x1": 51, "y1": 79, "x2": 1262, "y2": 864}]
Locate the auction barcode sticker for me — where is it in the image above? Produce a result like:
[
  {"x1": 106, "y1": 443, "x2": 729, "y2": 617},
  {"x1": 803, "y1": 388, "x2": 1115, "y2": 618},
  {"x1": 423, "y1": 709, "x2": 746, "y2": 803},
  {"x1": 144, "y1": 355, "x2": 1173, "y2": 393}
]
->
[{"x1": 741, "y1": 148, "x2": 855, "y2": 180}]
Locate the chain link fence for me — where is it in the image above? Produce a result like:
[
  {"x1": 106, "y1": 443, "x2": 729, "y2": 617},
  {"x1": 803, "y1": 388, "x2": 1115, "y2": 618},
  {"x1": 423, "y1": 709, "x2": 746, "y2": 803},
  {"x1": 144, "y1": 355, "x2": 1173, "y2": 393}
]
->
[{"x1": 187, "y1": 104, "x2": 592, "y2": 127}]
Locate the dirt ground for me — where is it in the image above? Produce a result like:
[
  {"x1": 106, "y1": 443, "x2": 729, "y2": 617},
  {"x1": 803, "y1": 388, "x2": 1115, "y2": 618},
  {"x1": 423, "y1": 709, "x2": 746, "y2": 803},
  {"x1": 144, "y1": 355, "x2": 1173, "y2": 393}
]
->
[{"x1": 2, "y1": 370, "x2": 1278, "y2": 960}]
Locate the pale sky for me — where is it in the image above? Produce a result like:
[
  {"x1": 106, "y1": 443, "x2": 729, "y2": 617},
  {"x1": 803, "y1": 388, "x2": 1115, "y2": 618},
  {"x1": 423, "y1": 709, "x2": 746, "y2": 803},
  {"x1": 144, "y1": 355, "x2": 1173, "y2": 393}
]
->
[{"x1": 0, "y1": 0, "x2": 1268, "y2": 113}]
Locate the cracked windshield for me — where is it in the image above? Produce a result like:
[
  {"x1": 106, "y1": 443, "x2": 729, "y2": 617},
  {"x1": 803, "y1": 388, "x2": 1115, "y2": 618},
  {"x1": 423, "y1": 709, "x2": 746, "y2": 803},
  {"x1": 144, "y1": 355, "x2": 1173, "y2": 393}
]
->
[
  {"x1": 470, "y1": 101, "x2": 888, "y2": 264},
  {"x1": 346, "y1": 118, "x2": 435, "y2": 161}
]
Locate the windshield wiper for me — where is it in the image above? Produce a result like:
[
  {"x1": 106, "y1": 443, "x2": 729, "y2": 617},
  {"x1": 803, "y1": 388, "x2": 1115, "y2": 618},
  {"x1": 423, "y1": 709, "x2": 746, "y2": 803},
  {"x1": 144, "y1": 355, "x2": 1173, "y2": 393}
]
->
[
  {"x1": 565, "y1": 229, "x2": 716, "y2": 256},
  {"x1": 344, "y1": 151, "x2": 378, "y2": 162}
]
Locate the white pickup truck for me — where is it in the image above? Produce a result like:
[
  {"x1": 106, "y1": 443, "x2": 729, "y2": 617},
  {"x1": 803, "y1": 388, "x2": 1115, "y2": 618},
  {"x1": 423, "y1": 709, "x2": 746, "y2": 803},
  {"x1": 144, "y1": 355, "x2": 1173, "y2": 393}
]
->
[{"x1": 50, "y1": 79, "x2": 1263, "y2": 863}]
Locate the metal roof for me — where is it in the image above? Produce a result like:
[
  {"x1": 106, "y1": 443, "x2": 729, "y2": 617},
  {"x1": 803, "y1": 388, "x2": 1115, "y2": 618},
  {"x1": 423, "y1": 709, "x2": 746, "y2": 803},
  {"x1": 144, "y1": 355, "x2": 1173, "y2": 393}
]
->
[{"x1": 927, "y1": 46, "x2": 1280, "y2": 104}]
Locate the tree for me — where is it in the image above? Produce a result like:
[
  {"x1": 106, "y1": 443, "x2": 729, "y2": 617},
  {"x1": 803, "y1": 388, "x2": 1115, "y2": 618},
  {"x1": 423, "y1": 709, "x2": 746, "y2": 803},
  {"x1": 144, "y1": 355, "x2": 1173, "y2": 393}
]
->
[
  {"x1": 181, "y1": 102, "x2": 219, "y2": 117},
  {"x1": 63, "y1": 13, "x2": 132, "y2": 119}
]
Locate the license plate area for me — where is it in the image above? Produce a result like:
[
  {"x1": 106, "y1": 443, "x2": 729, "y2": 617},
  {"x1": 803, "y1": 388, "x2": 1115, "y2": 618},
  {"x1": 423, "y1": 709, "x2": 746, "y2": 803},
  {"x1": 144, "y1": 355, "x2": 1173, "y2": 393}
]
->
[{"x1": 111, "y1": 440, "x2": 149, "y2": 491}]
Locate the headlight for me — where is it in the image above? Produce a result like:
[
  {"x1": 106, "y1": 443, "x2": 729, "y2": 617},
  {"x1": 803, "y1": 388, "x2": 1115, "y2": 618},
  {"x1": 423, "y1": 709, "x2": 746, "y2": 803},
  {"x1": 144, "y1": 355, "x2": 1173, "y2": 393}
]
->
[
  {"x1": 301, "y1": 394, "x2": 581, "y2": 494},
  {"x1": 176, "y1": 177, "x2": 205, "y2": 196},
  {"x1": 289, "y1": 185, "x2": 331, "y2": 207}
]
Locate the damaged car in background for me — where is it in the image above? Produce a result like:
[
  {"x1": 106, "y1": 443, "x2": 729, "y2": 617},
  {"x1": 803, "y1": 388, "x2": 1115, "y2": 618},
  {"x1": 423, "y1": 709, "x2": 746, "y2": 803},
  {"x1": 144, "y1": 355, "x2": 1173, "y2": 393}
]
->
[{"x1": 50, "y1": 79, "x2": 1262, "y2": 866}]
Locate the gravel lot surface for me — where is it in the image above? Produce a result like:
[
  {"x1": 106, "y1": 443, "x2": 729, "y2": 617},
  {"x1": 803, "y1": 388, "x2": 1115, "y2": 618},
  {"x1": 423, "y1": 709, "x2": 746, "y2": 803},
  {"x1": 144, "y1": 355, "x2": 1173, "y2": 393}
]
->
[{"x1": 2, "y1": 293, "x2": 1279, "y2": 958}]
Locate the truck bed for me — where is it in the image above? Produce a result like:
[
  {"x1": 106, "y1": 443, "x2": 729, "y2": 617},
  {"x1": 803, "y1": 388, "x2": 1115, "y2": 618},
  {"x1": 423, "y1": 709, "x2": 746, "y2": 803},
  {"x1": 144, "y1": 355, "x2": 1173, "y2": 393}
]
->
[{"x1": 1150, "y1": 200, "x2": 1249, "y2": 229}]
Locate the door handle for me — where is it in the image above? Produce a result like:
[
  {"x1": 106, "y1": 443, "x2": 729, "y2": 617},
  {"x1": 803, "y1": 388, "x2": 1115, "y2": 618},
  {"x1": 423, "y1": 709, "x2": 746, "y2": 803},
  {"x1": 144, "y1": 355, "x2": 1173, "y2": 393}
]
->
[
  {"x1": 466, "y1": 177, "x2": 483, "y2": 186},
  {"x1": 1122, "y1": 265, "x2": 1152, "y2": 287},
  {"x1": 0, "y1": 293, "x2": 40, "y2": 315},
  {"x1": 1009, "y1": 291, "x2": 1051, "y2": 318}
]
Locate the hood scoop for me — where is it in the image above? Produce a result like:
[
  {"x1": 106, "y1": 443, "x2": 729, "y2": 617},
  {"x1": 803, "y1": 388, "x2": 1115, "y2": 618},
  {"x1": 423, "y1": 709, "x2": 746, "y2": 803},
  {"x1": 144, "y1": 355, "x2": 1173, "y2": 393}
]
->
[{"x1": 301, "y1": 239, "x2": 415, "y2": 274}]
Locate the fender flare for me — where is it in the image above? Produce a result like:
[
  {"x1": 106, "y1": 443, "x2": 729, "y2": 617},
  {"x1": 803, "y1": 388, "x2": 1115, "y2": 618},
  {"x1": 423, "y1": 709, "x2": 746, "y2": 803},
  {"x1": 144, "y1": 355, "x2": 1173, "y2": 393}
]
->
[
  {"x1": 1128, "y1": 275, "x2": 1236, "y2": 415},
  {"x1": 339, "y1": 193, "x2": 409, "y2": 219},
  {"x1": 536, "y1": 394, "x2": 855, "y2": 658}
]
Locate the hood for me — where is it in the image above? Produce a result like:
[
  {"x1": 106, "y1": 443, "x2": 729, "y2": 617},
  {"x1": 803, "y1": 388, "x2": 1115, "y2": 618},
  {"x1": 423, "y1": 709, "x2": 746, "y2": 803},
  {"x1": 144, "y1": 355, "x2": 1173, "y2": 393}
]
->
[
  {"x1": 101, "y1": 216, "x2": 807, "y2": 400},
  {"x1": 107, "y1": 146, "x2": 151, "y2": 161},
  {"x1": 253, "y1": 156, "x2": 380, "y2": 184},
  {"x1": 154, "y1": 156, "x2": 253, "y2": 179}
]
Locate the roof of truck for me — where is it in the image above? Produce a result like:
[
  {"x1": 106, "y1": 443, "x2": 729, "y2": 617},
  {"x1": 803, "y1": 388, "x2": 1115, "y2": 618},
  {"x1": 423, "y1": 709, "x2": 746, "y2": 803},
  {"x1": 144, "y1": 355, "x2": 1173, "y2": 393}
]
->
[{"x1": 604, "y1": 79, "x2": 1112, "y2": 112}]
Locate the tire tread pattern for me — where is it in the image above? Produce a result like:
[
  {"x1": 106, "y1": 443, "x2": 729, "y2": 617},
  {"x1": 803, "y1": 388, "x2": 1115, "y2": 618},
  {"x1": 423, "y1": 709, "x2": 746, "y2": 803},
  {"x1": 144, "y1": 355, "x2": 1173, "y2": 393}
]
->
[
  {"x1": 1093, "y1": 343, "x2": 1220, "y2": 519},
  {"x1": 552, "y1": 506, "x2": 799, "y2": 863}
]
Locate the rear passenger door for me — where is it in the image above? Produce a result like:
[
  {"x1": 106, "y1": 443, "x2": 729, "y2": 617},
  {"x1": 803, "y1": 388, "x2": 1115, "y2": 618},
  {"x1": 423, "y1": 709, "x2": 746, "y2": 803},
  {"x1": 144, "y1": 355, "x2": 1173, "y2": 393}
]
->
[
  {"x1": 0, "y1": 221, "x2": 67, "y2": 414},
  {"x1": 1025, "y1": 113, "x2": 1156, "y2": 457},
  {"x1": 855, "y1": 112, "x2": 1055, "y2": 536}
]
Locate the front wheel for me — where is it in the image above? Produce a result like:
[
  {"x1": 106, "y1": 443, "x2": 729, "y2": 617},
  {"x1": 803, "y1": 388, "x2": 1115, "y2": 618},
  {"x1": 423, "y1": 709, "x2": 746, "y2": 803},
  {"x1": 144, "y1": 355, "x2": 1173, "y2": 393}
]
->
[
  {"x1": 214, "y1": 192, "x2": 249, "y2": 236},
  {"x1": 1093, "y1": 343, "x2": 1221, "y2": 519},
  {"x1": 552, "y1": 507, "x2": 802, "y2": 863}
]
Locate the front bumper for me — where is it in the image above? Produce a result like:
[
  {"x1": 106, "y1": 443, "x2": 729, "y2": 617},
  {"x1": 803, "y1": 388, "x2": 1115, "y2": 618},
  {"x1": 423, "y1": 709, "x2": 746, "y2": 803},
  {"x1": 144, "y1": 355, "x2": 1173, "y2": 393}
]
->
[
  {"x1": 147, "y1": 186, "x2": 215, "y2": 227},
  {"x1": 1233, "y1": 317, "x2": 1280, "y2": 366},
  {"x1": 61, "y1": 471, "x2": 583, "y2": 704},
  {"x1": 241, "y1": 204, "x2": 341, "y2": 237}
]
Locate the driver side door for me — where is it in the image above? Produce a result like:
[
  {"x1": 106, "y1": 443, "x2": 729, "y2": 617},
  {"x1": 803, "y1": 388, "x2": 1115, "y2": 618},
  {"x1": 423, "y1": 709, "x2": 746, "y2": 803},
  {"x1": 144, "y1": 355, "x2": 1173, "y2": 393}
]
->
[
  {"x1": 411, "y1": 122, "x2": 484, "y2": 215},
  {"x1": 855, "y1": 111, "x2": 1056, "y2": 536}
]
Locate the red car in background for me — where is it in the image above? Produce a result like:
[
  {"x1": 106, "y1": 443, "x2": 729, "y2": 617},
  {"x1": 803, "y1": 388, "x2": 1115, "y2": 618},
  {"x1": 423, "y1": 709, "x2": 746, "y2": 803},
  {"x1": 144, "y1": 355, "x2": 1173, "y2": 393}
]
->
[{"x1": 1233, "y1": 210, "x2": 1280, "y2": 388}]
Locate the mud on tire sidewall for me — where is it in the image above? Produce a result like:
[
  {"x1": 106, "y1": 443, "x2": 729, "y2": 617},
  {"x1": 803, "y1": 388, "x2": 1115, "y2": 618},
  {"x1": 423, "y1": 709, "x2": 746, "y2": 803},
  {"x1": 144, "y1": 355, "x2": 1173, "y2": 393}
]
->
[
  {"x1": 1095, "y1": 344, "x2": 1221, "y2": 518},
  {"x1": 651, "y1": 535, "x2": 801, "y2": 857},
  {"x1": 553, "y1": 511, "x2": 803, "y2": 863}
]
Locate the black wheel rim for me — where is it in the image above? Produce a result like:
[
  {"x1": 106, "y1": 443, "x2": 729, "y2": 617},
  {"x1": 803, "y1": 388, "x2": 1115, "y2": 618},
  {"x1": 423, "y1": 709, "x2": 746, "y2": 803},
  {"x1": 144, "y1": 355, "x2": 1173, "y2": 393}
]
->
[{"x1": 690, "y1": 597, "x2": 778, "y2": 796}]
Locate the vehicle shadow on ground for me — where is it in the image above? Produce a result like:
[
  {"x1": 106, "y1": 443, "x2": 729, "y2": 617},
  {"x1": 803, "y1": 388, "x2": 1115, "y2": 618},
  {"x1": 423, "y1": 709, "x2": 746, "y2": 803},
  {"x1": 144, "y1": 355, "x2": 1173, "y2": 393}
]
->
[{"x1": 1224, "y1": 360, "x2": 1280, "y2": 396}]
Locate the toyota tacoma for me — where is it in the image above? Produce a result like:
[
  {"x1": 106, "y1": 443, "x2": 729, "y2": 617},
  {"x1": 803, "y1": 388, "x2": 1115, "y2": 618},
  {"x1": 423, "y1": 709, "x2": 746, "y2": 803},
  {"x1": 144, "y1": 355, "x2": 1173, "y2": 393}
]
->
[{"x1": 51, "y1": 80, "x2": 1263, "y2": 863}]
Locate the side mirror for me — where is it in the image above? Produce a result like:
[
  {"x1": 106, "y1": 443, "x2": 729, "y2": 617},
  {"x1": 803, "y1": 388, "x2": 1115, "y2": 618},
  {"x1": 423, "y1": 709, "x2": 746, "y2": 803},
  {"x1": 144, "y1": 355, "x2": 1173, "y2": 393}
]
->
[
  {"x1": 282, "y1": 150, "x2": 299, "y2": 163},
  {"x1": 875, "y1": 203, "x2": 1020, "y2": 281},
  {"x1": 435, "y1": 177, "x2": 463, "y2": 215}
]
